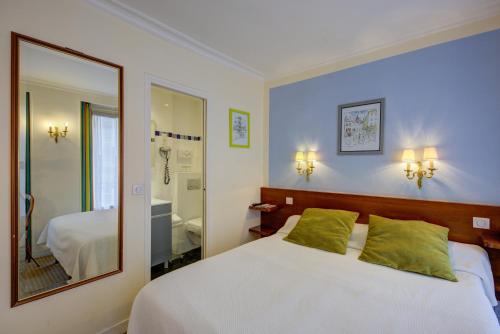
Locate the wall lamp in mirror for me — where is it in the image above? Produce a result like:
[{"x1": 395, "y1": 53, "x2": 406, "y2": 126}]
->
[
  {"x1": 295, "y1": 151, "x2": 317, "y2": 179},
  {"x1": 402, "y1": 147, "x2": 438, "y2": 189},
  {"x1": 48, "y1": 122, "x2": 69, "y2": 143}
]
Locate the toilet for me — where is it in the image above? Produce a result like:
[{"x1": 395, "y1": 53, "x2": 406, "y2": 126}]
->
[
  {"x1": 172, "y1": 172, "x2": 203, "y2": 255},
  {"x1": 171, "y1": 213, "x2": 199, "y2": 255},
  {"x1": 185, "y1": 217, "x2": 202, "y2": 246}
]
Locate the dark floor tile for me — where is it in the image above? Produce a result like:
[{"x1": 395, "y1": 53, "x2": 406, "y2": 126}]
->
[{"x1": 151, "y1": 247, "x2": 201, "y2": 280}]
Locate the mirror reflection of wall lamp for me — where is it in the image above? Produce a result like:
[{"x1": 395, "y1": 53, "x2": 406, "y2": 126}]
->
[
  {"x1": 402, "y1": 147, "x2": 438, "y2": 189},
  {"x1": 295, "y1": 151, "x2": 317, "y2": 180},
  {"x1": 48, "y1": 122, "x2": 68, "y2": 143}
]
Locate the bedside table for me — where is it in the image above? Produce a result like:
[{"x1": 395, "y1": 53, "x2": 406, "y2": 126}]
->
[
  {"x1": 248, "y1": 203, "x2": 280, "y2": 213},
  {"x1": 249, "y1": 225, "x2": 279, "y2": 238},
  {"x1": 481, "y1": 233, "x2": 500, "y2": 299},
  {"x1": 482, "y1": 233, "x2": 500, "y2": 249}
]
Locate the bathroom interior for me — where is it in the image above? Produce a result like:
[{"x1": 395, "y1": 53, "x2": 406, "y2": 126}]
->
[{"x1": 150, "y1": 84, "x2": 205, "y2": 279}]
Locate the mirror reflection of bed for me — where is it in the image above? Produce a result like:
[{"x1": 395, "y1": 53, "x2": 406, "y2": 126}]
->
[{"x1": 17, "y1": 40, "x2": 120, "y2": 300}]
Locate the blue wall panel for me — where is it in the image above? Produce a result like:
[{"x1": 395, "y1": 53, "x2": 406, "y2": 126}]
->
[{"x1": 269, "y1": 29, "x2": 500, "y2": 204}]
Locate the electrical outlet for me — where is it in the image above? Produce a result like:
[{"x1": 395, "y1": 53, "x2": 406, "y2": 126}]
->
[
  {"x1": 132, "y1": 184, "x2": 144, "y2": 196},
  {"x1": 472, "y1": 217, "x2": 490, "y2": 229},
  {"x1": 285, "y1": 197, "x2": 293, "y2": 205}
]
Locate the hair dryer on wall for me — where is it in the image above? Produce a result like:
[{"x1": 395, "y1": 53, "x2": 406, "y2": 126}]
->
[{"x1": 159, "y1": 146, "x2": 172, "y2": 185}]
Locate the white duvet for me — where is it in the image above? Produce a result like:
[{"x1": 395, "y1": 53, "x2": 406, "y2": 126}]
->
[
  {"x1": 129, "y1": 222, "x2": 499, "y2": 334},
  {"x1": 37, "y1": 209, "x2": 118, "y2": 283}
]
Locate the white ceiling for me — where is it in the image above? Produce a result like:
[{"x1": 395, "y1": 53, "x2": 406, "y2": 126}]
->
[
  {"x1": 20, "y1": 41, "x2": 119, "y2": 96},
  {"x1": 95, "y1": 0, "x2": 500, "y2": 80}
]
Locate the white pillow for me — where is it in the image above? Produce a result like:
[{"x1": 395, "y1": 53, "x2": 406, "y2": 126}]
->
[
  {"x1": 449, "y1": 241, "x2": 497, "y2": 306},
  {"x1": 348, "y1": 223, "x2": 369, "y2": 250},
  {"x1": 276, "y1": 215, "x2": 369, "y2": 250},
  {"x1": 275, "y1": 215, "x2": 301, "y2": 235}
]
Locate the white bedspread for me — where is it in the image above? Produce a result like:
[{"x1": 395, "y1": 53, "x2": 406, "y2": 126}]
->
[
  {"x1": 37, "y1": 209, "x2": 118, "y2": 283},
  {"x1": 129, "y1": 234, "x2": 499, "y2": 334}
]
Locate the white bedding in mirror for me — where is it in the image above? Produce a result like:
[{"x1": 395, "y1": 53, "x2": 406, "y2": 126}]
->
[
  {"x1": 37, "y1": 209, "x2": 118, "y2": 283},
  {"x1": 129, "y1": 230, "x2": 499, "y2": 334}
]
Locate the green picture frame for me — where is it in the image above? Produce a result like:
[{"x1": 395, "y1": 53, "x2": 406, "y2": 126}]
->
[{"x1": 229, "y1": 108, "x2": 250, "y2": 148}]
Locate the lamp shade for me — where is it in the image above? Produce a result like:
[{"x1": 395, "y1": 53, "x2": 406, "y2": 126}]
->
[
  {"x1": 306, "y1": 151, "x2": 317, "y2": 162},
  {"x1": 423, "y1": 147, "x2": 438, "y2": 161},
  {"x1": 401, "y1": 149, "x2": 415, "y2": 162},
  {"x1": 295, "y1": 151, "x2": 305, "y2": 161}
]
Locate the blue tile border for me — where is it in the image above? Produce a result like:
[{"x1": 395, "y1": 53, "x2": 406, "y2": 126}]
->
[{"x1": 155, "y1": 130, "x2": 202, "y2": 141}]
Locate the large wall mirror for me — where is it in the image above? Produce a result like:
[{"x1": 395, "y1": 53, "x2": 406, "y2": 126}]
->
[{"x1": 11, "y1": 33, "x2": 123, "y2": 306}]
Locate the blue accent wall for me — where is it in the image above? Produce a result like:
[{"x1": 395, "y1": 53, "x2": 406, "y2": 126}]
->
[{"x1": 269, "y1": 29, "x2": 500, "y2": 205}]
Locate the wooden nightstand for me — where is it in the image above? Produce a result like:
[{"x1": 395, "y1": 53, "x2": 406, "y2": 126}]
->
[
  {"x1": 249, "y1": 225, "x2": 279, "y2": 238},
  {"x1": 481, "y1": 233, "x2": 500, "y2": 299},
  {"x1": 482, "y1": 234, "x2": 500, "y2": 250}
]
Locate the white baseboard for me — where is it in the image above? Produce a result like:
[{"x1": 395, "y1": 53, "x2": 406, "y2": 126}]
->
[{"x1": 96, "y1": 319, "x2": 128, "y2": 334}]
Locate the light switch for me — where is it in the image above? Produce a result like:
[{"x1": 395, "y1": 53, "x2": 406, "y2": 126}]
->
[
  {"x1": 285, "y1": 197, "x2": 293, "y2": 205},
  {"x1": 132, "y1": 184, "x2": 144, "y2": 196},
  {"x1": 472, "y1": 217, "x2": 490, "y2": 229}
]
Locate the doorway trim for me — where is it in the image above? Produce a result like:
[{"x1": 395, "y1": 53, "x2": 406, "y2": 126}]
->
[{"x1": 144, "y1": 73, "x2": 208, "y2": 282}]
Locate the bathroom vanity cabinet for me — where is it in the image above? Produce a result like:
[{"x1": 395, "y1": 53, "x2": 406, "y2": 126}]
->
[{"x1": 151, "y1": 200, "x2": 172, "y2": 268}]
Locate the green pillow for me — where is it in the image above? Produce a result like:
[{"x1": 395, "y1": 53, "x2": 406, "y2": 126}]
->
[
  {"x1": 283, "y1": 208, "x2": 359, "y2": 254},
  {"x1": 359, "y1": 215, "x2": 457, "y2": 282}
]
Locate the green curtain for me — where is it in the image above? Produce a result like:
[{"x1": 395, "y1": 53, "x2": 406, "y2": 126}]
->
[
  {"x1": 25, "y1": 92, "x2": 32, "y2": 260},
  {"x1": 81, "y1": 102, "x2": 93, "y2": 212}
]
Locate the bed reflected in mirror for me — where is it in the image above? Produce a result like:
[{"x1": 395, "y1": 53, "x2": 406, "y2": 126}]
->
[{"x1": 12, "y1": 33, "x2": 123, "y2": 305}]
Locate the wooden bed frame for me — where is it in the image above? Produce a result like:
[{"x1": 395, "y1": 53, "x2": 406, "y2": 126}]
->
[
  {"x1": 261, "y1": 187, "x2": 499, "y2": 244},
  {"x1": 260, "y1": 187, "x2": 500, "y2": 294}
]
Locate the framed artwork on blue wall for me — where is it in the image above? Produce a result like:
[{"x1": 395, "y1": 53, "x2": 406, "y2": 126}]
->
[{"x1": 338, "y1": 98, "x2": 384, "y2": 155}]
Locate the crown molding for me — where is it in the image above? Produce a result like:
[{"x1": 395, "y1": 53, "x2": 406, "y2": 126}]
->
[
  {"x1": 267, "y1": 10, "x2": 500, "y2": 87},
  {"x1": 21, "y1": 77, "x2": 118, "y2": 100},
  {"x1": 87, "y1": 0, "x2": 264, "y2": 79}
]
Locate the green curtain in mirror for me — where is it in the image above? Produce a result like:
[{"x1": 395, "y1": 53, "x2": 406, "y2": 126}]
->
[
  {"x1": 25, "y1": 92, "x2": 32, "y2": 260},
  {"x1": 81, "y1": 102, "x2": 93, "y2": 212}
]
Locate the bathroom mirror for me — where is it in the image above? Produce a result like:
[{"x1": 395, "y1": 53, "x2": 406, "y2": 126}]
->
[{"x1": 11, "y1": 33, "x2": 123, "y2": 306}]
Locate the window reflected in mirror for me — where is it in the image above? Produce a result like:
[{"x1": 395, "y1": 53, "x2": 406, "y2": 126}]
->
[{"x1": 14, "y1": 34, "x2": 123, "y2": 304}]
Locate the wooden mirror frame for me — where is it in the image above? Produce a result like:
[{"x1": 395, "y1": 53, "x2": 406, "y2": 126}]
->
[{"x1": 10, "y1": 32, "x2": 124, "y2": 307}]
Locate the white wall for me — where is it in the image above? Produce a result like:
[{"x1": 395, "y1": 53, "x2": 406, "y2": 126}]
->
[
  {"x1": 150, "y1": 86, "x2": 174, "y2": 202},
  {"x1": 0, "y1": 0, "x2": 264, "y2": 333}
]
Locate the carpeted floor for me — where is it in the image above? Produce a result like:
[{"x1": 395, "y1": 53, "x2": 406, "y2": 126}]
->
[{"x1": 19, "y1": 255, "x2": 69, "y2": 299}]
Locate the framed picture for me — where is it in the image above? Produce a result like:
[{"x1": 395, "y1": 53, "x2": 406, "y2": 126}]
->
[
  {"x1": 338, "y1": 98, "x2": 384, "y2": 154},
  {"x1": 229, "y1": 108, "x2": 250, "y2": 148}
]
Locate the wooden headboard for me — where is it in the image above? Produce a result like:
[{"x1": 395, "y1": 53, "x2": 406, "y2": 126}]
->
[{"x1": 261, "y1": 187, "x2": 500, "y2": 246}]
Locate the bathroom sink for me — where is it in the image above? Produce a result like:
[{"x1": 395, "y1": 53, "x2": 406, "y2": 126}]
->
[{"x1": 151, "y1": 198, "x2": 171, "y2": 206}]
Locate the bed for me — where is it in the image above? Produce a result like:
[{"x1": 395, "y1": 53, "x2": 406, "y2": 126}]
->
[
  {"x1": 37, "y1": 209, "x2": 118, "y2": 283},
  {"x1": 128, "y1": 216, "x2": 499, "y2": 334}
]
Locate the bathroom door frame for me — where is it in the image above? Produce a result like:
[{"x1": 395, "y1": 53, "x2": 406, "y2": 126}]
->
[{"x1": 144, "y1": 74, "x2": 208, "y2": 282}]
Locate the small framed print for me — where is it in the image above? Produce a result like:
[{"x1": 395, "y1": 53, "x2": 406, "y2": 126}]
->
[
  {"x1": 338, "y1": 98, "x2": 384, "y2": 154},
  {"x1": 229, "y1": 108, "x2": 250, "y2": 148}
]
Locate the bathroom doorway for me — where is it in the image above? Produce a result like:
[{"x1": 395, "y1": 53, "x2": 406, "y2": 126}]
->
[{"x1": 149, "y1": 83, "x2": 206, "y2": 280}]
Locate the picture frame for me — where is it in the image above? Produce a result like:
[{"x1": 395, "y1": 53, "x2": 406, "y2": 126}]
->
[
  {"x1": 338, "y1": 98, "x2": 384, "y2": 155},
  {"x1": 229, "y1": 108, "x2": 250, "y2": 148}
]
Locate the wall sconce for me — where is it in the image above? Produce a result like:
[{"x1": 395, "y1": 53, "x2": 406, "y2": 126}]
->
[
  {"x1": 295, "y1": 151, "x2": 316, "y2": 179},
  {"x1": 402, "y1": 147, "x2": 438, "y2": 189},
  {"x1": 48, "y1": 122, "x2": 69, "y2": 143}
]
